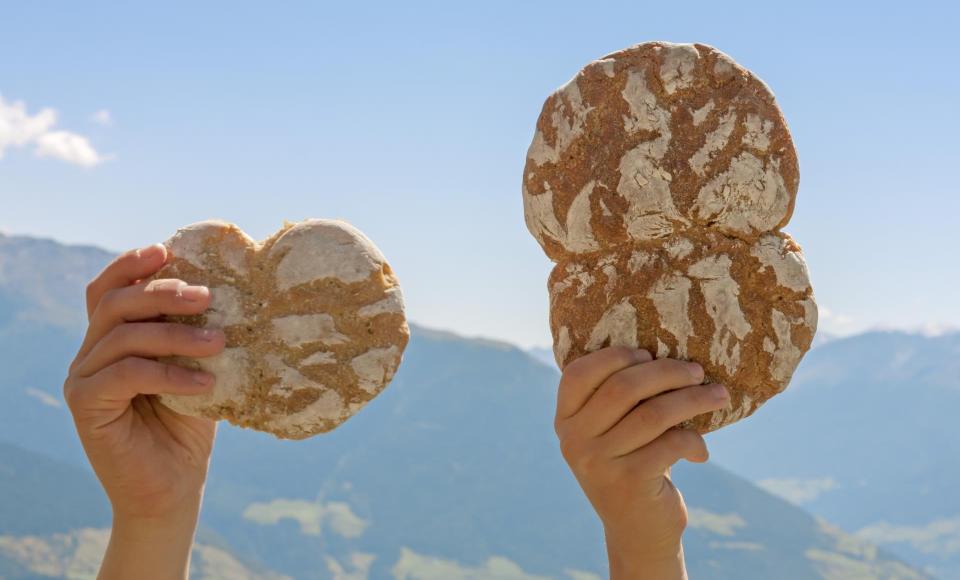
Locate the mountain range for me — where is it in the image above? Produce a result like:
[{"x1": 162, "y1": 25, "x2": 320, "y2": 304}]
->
[{"x1": 0, "y1": 230, "x2": 947, "y2": 579}]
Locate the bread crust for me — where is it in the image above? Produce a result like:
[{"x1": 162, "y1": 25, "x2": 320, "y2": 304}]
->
[
  {"x1": 524, "y1": 42, "x2": 816, "y2": 432},
  {"x1": 148, "y1": 219, "x2": 409, "y2": 439}
]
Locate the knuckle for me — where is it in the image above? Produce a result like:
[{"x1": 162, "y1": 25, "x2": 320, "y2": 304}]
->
[
  {"x1": 62, "y1": 380, "x2": 80, "y2": 409},
  {"x1": 677, "y1": 506, "x2": 690, "y2": 530},
  {"x1": 634, "y1": 401, "x2": 665, "y2": 428},
  {"x1": 105, "y1": 322, "x2": 133, "y2": 345},
  {"x1": 553, "y1": 416, "x2": 564, "y2": 438},
  {"x1": 96, "y1": 287, "x2": 120, "y2": 316},
  {"x1": 110, "y1": 356, "x2": 142, "y2": 382},
  {"x1": 164, "y1": 323, "x2": 190, "y2": 343},
  {"x1": 64, "y1": 387, "x2": 83, "y2": 410},
  {"x1": 605, "y1": 345, "x2": 635, "y2": 361},
  {"x1": 558, "y1": 434, "x2": 585, "y2": 464},
  {"x1": 162, "y1": 361, "x2": 177, "y2": 383},
  {"x1": 561, "y1": 358, "x2": 589, "y2": 384},
  {"x1": 84, "y1": 279, "x2": 98, "y2": 301},
  {"x1": 603, "y1": 372, "x2": 634, "y2": 402},
  {"x1": 571, "y1": 446, "x2": 602, "y2": 475},
  {"x1": 611, "y1": 345, "x2": 651, "y2": 366}
]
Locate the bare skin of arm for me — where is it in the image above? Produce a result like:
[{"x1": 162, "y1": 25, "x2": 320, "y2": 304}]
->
[
  {"x1": 554, "y1": 347, "x2": 729, "y2": 579},
  {"x1": 63, "y1": 243, "x2": 225, "y2": 580}
]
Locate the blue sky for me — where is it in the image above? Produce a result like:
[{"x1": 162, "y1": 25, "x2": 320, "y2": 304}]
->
[{"x1": 1, "y1": 0, "x2": 957, "y2": 347}]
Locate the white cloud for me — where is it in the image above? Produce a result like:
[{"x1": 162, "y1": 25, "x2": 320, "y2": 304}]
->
[
  {"x1": 707, "y1": 541, "x2": 765, "y2": 551},
  {"x1": 90, "y1": 109, "x2": 112, "y2": 126},
  {"x1": 35, "y1": 131, "x2": 104, "y2": 167},
  {"x1": 818, "y1": 307, "x2": 860, "y2": 336},
  {"x1": 686, "y1": 508, "x2": 747, "y2": 536},
  {"x1": 856, "y1": 516, "x2": 960, "y2": 557},
  {"x1": 815, "y1": 306, "x2": 959, "y2": 340},
  {"x1": 24, "y1": 387, "x2": 62, "y2": 408},
  {"x1": 0, "y1": 95, "x2": 107, "y2": 167},
  {"x1": 326, "y1": 552, "x2": 376, "y2": 580},
  {"x1": 757, "y1": 477, "x2": 838, "y2": 505},
  {"x1": 242, "y1": 498, "x2": 367, "y2": 539},
  {"x1": 563, "y1": 570, "x2": 602, "y2": 580},
  {"x1": 391, "y1": 548, "x2": 553, "y2": 580}
]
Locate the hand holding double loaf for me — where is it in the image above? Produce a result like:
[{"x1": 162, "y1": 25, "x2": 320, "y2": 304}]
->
[{"x1": 555, "y1": 347, "x2": 730, "y2": 579}]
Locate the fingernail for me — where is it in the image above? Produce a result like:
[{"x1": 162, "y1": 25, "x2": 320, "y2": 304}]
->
[
  {"x1": 708, "y1": 383, "x2": 729, "y2": 401},
  {"x1": 180, "y1": 285, "x2": 209, "y2": 302},
  {"x1": 685, "y1": 362, "x2": 705, "y2": 382},
  {"x1": 194, "y1": 327, "x2": 221, "y2": 342},
  {"x1": 192, "y1": 371, "x2": 214, "y2": 386},
  {"x1": 138, "y1": 243, "x2": 164, "y2": 261}
]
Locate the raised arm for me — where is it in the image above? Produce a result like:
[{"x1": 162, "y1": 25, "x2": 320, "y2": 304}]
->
[
  {"x1": 62, "y1": 243, "x2": 224, "y2": 580},
  {"x1": 553, "y1": 347, "x2": 729, "y2": 579}
]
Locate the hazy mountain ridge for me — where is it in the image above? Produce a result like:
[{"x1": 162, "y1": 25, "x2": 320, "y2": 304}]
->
[
  {"x1": 0, "y1": 232, "x2": 938, "y2": 579},
  {"x1": 709, "y1": 331, "x2": 960, "y2": 578},
  {"x1": 0, "y1": 441, "x2": 290, "y2": 579},
  {"x1": 0, "y1": 232, "x2": 112, "y2": 331}
]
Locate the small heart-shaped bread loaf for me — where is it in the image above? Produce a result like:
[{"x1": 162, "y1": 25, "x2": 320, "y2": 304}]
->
[
  {"x1": 524, "y1": 42, "x2": 817, "y2": 432},
  {"x1": 148, "y1": 219, "x2": 409, "y2": 439}
]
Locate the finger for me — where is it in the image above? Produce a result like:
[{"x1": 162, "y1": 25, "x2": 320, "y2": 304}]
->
[
  {"x1": 85, "y1": 243, "x2": 167, "y2": 320},
  {"x1": 616, "y1": 428, "x2": 709, "y2": 480},
  {"x1": 556, "y1": 347, "x2": 652, "y2": 420},
  {"x1": 66, "y1": 357, "x2": 215, "y2": 412},
  {"x1": 569, "y1": 358, "x2": 706, "y2": 438},
  {"x1": 600, "y1": 383, "x2": 729, "y2": 457},
  {"x1": 73, "y1": 322, "x2": 225, "y2": 378},
  {"x1": 76, "y1": 279, "x2": 212, "y2": 365}
]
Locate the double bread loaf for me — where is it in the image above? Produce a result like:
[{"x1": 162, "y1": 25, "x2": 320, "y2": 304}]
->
[
  {"x1": 523, "y1": 42, "x2": 817, "y2": 432},
  {"x1": 148, "y1": 219, "x2": 409, "y2": 439}
]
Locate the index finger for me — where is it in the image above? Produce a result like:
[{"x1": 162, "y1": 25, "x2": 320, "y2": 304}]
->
[
  {"x1": 556, "y1": 346, "x2": 652, "y2": 420},
  {"x1": 85, "y1": 243, "x2": 168, "y2": 320}
]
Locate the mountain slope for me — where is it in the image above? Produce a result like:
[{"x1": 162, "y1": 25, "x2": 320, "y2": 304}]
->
[
  {"x1": 0, "y1": 231, "x2": 933, "y2": 579},
  {"x1": 709, "y1": 331, "x2": 960, "y2": 578},
  {"x1": 199, "y1": 326, "x2": 927, "y2": 579},
  {"x1": 0, "y1": 442, "x2": 287, "y2": 579}
]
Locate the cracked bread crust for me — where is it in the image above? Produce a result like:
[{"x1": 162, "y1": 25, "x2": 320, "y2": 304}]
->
[
  {"x1": 523, "y1": 41, "x2": 799, "y2": 260},
  {"x1": 549, "y1": 230, "x2": 815, "y2": 432},
  {"x1": 525, "y1": 41, "x2": 816, "y2": 432},
  {"x1": 147, "y1": 219, "x2": 409, "y2": 439}
]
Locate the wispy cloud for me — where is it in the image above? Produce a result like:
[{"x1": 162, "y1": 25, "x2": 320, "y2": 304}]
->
[
  {"x1": 686, "y1": 508, "x2": 747, "y2": 536},
  {"x1": 856, "y1": 516, "x2": 960, "y2": 557},
  {"x1": 0, "y1": 95, "x2": 108, "y2": 167},
  {"x1": 24, "y1": 387, "x2": 62, "y2": 408},
  {"x1": 243, "y1": 498, "x2": 367, "y2": 539},
  {"x1": 90, "y1": 109, "x2": 113, "y2": 126},
  {"x1": 757, "y1": 477, "x2": 838, "y2": 505},
  {"x1": 325, "y1": 552, "x2": 376, "y2": 580},
  {"x1": 391, "y1": 548, "x2": 556, "y2": 580},
  {"x1": 818, "y1": 307, "x2": 860, "y2": 336}
]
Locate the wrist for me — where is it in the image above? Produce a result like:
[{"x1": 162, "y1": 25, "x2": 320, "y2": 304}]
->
[
  {"x1": 604, "y1": 527, "x2": 687, "y2": 580},
  {"x1": 110, "y1": 484, "x2": 204, "y2": 529},
  {"x1": 111, "y1": 504, "x2": 200, "y2": 542},
  {"x1": 100, "y1": 496, "x2": 203, "y2": 580}
]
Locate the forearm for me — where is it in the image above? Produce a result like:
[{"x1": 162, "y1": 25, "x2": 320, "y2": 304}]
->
[
  {"x1": 98, "y1": 499, "x2": 201, "y2": 580},
  {"x1": 606, "y1": 533, "x2": 688, "y2": 580}
]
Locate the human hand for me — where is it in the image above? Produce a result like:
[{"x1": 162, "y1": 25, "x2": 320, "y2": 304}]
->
[
  {"x1": 62, "y1": 243, "x2": 224, "y2": 579},
  {"x1": 554, "y1": 347, "x2": 729, "y2": 580}
]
